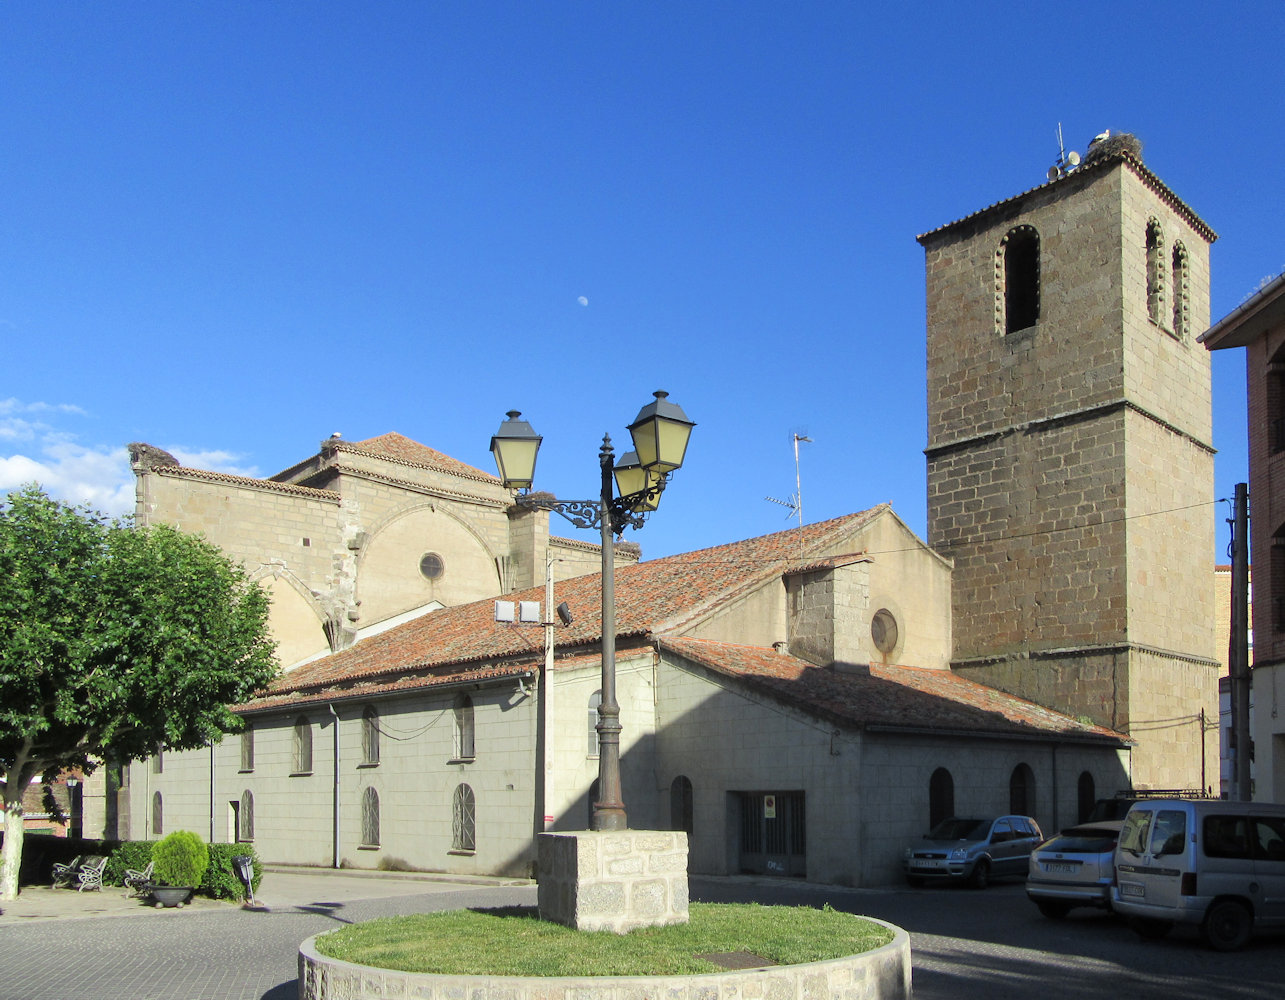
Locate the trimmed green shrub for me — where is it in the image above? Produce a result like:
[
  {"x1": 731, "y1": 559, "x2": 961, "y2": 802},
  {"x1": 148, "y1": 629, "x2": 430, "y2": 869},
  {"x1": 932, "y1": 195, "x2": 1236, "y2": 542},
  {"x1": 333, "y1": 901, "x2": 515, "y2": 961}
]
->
[
  {"x1": 151, "y1": 830, "x2": 209, "y2": 887},
  {"x1": 104, "y1": 841, "x2": 154, "y2": 887},
  {"x1": 203, "y1": 843, "x2": 262, "y2": 900}
]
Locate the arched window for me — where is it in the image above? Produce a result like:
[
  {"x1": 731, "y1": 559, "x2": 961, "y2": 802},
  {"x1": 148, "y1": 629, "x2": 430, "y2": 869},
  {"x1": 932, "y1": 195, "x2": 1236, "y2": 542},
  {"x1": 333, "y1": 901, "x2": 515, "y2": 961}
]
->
[
  {"x1": 588, "y1": 690, "x2": 602, "y2": 757},
  {"x1": 1077, "y1": 771, "x2": 1096, "y2": 823},
  {"x1": 452, "y1": 783, "x2": 476, "y2": 852},
  {"x1": 361, "y1": 787, "x2": 380, "y2": 847},
  {"x1": 1009, "y1": 763, "x2": 1036, "y2": 816},
  {"x1": 361, "y1": 705, "x2": 380, "y2": 765},
  {"x1": 1171, "y1": 242, "x2": 1189, "y2": 338},
  {"x1": 999, "y1": 225, "x2": 1040, "y2": 335},
  {"x1": 453, "y1": 695, "x2": 475, "y2": 760},
  {"x1": 240, "y1": 722, "x2": 254, "y2": 772},
  {"x1": 152, "y1": 791, "x2": 163, "y2": 836},
  {"x1": 293, "y1": 716, "x2": 313, "y2": 774},
  {"x1": 670, "y1": 775, "x2": 694, "y2": 835},
  {"x1": 929, "y1": 767, "x2": 955, "y2": 829},
  {"x1": 1146, "y1": 219, "x2": 1166, "y2": 325},
  {"x1": 240, "y1": 790, "x2": 255, "y2": 842}
]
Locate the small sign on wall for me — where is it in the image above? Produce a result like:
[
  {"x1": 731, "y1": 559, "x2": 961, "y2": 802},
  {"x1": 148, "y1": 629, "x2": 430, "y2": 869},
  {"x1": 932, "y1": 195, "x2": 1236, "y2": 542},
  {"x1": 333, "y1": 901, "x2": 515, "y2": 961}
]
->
[{"x1": 764, "y1": 794, "x2": 777, "y2": 819}]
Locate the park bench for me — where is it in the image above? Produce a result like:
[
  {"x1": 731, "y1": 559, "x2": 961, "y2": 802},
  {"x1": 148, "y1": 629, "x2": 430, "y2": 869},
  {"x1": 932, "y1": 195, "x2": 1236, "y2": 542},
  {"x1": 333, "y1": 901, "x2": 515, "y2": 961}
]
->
[
  {"x1": 50, "y1": 855, "x2": 88, "y2": 888},
  {"x1": 123, "y1": 860, "x2": 154, "y2": 898},
  {"x1": 74, "y1": 856, "x2": 108, "y2": 892}
]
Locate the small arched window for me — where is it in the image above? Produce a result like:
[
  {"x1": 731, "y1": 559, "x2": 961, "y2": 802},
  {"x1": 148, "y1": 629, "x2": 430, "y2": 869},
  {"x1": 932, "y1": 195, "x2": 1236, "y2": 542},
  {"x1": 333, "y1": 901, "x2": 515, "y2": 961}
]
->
[
  {"x1": 293, "y1": 716, "x2": 313, "y2": 774},
  {"x1": 152, "y1": 791, "x2": 163, "y2": 836},
  {"x1": 1077, "y1": 771, "x2": 1096, "y2": 823},
  {"x1": 453, "y1": 695, "x2": 475, "y2": 760},
  {"x1": 361, "y1": 787, "x2": 380, "y2": 847},
  {"x1": 240, "y1": 790, "x2": 255, "y2": 842},
  {"x1": 240, "y1": 722, "x2": 254, "y2": 772},
  {"x1": 1009, "y1": 763, "x2": 1036, "y2": 816},
  {"x1": 1171, "y1": 242, "x2": 1189, "y2": 339},
  {"x1": 999, "y1": 225, "x2": 1040, "y2": 335},
  {"x1": 670, "y1": 775, "x2": 694, "y2": 835},
  {"x1": 1146, "y1": 219, "x2": 1166, "y2": 325},
  {"x1": 452, "y1": 783, "x2": 476, "y2": 852},
  {"x1": 588, "y1": 690, "x2": 602, "y2": 757},
  {"x1": 361, "y1": 705, "x2": 380, "y2": 765},
  {"x1": 929, "y1": 767, "x2": 955, "y2": 829}
]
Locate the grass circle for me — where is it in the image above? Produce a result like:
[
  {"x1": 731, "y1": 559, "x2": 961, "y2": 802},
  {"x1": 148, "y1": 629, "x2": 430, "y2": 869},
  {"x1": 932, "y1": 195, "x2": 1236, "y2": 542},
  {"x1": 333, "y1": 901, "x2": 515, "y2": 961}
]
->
[{"x1": 314, "y1": 903, "x2": 894, "y2": 977}]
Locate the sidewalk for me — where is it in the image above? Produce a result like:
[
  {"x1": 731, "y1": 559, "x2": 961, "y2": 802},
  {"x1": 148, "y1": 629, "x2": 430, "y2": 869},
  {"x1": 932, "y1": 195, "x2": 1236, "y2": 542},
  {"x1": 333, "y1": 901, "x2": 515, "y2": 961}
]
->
[{"x1": 0, "y1": 866, "x2": 532, "y2": 925}]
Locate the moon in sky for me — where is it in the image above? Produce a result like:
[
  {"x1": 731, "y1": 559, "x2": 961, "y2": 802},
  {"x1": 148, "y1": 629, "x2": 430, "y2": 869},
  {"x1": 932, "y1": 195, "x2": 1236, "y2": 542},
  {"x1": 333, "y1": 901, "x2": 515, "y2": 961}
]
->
[{"x1": 577, "y1": 296, "x2": 589, "y2": 306}]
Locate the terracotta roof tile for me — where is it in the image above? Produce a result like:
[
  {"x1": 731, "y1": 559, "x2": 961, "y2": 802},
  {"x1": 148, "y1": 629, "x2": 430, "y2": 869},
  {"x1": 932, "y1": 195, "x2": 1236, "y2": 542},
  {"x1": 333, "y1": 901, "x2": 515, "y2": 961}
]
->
[
  {"x1": 344, "y1": 433, "x2": 499, "y2": 483},
  {"x1": 252, "y1": 507, "x2": 888, "y2": 703},
  {"x1": 658, "y1": 636, "x2": 1128, "y2": 745}
]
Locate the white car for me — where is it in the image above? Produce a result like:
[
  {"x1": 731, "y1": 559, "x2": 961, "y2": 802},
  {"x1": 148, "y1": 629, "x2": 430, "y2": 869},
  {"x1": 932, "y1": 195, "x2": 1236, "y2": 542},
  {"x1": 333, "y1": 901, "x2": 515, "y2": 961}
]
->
[{"x1": 1025, "y1": 820, "x2": 1122, "y2": 918}]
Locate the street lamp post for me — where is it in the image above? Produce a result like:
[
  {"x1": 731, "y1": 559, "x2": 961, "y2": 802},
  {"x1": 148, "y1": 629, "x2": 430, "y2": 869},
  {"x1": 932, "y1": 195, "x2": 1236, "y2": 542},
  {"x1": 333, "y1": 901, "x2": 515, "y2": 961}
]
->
[{"x1": 490, "y1": 391, "x2": 694, "y2": 831}]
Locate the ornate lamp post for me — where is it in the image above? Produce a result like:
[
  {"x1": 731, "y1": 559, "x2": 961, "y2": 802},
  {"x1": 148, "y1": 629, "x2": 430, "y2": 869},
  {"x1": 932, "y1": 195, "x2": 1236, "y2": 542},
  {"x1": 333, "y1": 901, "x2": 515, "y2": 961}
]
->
[{"x1": 490, "y1": 391, "x2": 694, "y2": 831}]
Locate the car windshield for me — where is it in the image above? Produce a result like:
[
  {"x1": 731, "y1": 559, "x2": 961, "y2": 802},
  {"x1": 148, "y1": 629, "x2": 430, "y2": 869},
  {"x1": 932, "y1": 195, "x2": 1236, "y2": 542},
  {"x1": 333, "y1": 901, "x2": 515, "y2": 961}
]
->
[{"x1": 926, "y1": 817, "x2": 989, "y2": 840}]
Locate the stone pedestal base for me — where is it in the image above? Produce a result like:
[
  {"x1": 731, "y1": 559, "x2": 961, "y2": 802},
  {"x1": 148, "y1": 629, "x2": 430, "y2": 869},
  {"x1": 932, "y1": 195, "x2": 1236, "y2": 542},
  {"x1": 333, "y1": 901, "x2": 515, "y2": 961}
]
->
[{"x1": 537, "y1": 829, "x2": 688, "y2": 933}]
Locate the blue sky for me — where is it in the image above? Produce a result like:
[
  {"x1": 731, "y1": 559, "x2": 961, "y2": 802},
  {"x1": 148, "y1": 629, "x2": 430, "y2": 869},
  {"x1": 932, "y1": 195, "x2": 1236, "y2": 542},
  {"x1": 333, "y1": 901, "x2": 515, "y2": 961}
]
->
[{"x1": 2, "y1": 3, "x2": 1279, "y2": 561}]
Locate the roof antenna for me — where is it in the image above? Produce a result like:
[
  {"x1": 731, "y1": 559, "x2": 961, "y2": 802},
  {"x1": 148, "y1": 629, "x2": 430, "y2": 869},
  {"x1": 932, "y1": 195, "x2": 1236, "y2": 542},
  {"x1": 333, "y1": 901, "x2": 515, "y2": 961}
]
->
[
  {"x1": 765, "y1": 432, "x2": 811, "y2": 528},
  {"x1": 1047, "y1": 122, "x2": 1081, "y2": 182}
]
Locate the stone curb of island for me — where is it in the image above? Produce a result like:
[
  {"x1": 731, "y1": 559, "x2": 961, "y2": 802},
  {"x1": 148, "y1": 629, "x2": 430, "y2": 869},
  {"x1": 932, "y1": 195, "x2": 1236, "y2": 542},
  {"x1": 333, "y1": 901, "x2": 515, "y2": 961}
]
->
[{"x1": 297, "y1": 916, "x2": 912, "y2": 1000}]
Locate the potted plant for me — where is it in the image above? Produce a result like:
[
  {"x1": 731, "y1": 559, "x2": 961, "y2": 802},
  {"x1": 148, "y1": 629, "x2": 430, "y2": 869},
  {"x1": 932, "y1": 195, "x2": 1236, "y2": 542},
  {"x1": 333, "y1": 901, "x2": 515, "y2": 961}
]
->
[{"x1": 148, "y1": 830, "x2": 209, "y2": 907}]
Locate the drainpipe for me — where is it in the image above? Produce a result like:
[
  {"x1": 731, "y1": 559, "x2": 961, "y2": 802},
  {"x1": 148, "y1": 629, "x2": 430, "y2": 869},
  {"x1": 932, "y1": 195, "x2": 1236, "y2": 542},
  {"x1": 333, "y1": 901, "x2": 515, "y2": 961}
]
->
[
  {"x1": 209, "y1": 740, "x2": 216, "y2": 844},
  {"x1": 327, "y1": 704, "x2": 340, "y2": 868}
]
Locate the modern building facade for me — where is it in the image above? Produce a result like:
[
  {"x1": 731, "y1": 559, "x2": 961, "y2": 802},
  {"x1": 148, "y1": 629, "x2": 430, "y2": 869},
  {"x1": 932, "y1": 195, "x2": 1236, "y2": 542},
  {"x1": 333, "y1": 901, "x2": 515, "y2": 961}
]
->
[{"x1": 1202, "y1": 269, "x2": 1285, "y2": 802}]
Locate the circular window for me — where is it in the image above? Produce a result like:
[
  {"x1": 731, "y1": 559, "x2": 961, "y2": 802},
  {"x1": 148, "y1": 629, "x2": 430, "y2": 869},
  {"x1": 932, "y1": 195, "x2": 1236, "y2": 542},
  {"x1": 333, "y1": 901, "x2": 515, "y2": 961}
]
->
[
  {"x1": 871, "y1": 609, "x2": 898, "y2": 654},
  {"x1": 419, "y1": 553, "x2": 445, "y2": 581}
]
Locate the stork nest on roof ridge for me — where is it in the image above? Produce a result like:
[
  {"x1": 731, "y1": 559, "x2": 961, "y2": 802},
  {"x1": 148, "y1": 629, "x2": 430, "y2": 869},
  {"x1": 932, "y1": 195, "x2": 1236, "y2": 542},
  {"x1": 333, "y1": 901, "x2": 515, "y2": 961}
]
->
[{"x1": 1083, "y1": 132, "x2": 1143, "y2": 165}]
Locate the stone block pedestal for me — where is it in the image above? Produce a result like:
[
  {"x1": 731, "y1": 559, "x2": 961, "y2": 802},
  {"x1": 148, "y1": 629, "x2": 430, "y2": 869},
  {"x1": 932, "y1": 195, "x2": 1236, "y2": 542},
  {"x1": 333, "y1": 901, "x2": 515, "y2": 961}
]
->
[{"x1": 537, "y1": 829, "x2": 688, "y2": 933}]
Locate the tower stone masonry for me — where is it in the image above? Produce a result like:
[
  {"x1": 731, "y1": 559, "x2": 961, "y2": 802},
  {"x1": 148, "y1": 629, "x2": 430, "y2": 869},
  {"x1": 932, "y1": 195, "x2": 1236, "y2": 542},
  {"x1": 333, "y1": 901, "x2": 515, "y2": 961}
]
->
[{"x1": 919, "y1": 138, "x2": 1220, "y2": 790}]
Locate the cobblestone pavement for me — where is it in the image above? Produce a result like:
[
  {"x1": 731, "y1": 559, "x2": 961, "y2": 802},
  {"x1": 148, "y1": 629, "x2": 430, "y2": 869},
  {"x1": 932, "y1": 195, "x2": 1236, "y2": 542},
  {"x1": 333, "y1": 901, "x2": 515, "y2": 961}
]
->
[{"x1": 0, "y1": 871, "x2": 1281, "y2": 999}]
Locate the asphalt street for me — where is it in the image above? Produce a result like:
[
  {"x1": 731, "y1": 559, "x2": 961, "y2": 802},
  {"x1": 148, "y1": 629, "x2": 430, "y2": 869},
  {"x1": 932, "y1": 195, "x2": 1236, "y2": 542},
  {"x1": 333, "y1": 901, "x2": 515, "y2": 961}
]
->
[{"x1": 0, "y1": 871, "x2": 1281, "y2": 1000}]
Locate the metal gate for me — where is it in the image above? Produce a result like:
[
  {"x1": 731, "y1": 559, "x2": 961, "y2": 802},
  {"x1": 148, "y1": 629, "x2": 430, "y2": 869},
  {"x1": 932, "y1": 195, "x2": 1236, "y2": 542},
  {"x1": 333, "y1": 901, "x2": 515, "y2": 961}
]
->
[{"x1": 738, "y1": 791, "x2": 806, "y2": 876}]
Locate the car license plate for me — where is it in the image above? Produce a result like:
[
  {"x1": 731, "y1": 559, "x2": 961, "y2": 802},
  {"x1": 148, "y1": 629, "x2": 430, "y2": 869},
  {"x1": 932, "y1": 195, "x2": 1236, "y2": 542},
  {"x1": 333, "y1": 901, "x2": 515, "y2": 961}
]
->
[
  {"x1": 1120, "y1": 882, "x2": 1145, "y2": 898},
  {"x1": 1044, "y1": 863, "x2": 1077, "y2": 874},
  {"x1": 913, "y1": 859, "x2": 943, "y2": 870}
]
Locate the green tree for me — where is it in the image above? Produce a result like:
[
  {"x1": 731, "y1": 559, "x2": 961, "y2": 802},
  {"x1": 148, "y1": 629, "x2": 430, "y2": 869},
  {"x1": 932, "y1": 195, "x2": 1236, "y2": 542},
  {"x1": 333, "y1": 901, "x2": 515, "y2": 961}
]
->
[{"x1": 0, "y1": 486, "x2": 278, "y2": 899}]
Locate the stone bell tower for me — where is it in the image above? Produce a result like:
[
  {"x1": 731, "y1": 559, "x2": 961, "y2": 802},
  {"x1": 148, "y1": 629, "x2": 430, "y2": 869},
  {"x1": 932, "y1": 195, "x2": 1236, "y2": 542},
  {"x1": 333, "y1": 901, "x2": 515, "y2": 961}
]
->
[{"x1": 919, "y1": 133, "x2": 1219, "y2": 790}]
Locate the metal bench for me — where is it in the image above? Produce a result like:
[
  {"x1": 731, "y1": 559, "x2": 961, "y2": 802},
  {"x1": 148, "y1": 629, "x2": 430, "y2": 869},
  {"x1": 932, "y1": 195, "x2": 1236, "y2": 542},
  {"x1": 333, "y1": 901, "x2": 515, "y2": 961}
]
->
[
  {"x1": 74, "y1": 856, "x2": 108, "y2": 892},
  {"x1": 123, "y1": 861, "x2": 154, "y2": 898}
]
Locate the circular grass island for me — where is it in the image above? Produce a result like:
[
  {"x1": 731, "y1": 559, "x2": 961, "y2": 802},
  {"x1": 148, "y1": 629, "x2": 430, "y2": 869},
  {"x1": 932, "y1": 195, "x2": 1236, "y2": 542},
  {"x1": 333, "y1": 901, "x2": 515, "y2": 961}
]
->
[{"x1": 300, "y1": 903, "x2": 911, "y2": 1000}]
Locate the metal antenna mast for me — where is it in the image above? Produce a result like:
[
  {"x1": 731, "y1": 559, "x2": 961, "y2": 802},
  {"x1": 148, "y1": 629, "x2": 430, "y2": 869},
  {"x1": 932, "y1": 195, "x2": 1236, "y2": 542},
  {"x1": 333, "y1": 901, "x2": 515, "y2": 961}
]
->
[{"x1": 765, "y1": 433, "x2": 811, "y2": 528}]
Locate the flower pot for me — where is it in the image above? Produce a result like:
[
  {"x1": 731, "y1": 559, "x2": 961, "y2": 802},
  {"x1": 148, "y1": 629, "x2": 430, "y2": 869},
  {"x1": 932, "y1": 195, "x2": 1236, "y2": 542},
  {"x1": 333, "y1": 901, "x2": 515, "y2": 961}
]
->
[{"x1": 149, "y1": 885, "x2": 194, "y2": 908}]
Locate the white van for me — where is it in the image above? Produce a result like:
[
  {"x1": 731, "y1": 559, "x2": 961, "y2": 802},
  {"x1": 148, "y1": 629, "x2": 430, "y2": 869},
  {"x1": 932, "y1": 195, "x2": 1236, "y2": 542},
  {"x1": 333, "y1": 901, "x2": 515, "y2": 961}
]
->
[{"x1": 1113, "y1": 797, "x2": 1285, "y2": 950}]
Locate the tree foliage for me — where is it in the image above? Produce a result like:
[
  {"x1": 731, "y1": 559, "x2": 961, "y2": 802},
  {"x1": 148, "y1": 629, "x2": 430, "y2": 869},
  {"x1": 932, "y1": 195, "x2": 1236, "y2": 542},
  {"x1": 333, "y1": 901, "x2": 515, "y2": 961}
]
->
[{"x1": 0, "y1": 486, "x2": 278, "y2": 898}]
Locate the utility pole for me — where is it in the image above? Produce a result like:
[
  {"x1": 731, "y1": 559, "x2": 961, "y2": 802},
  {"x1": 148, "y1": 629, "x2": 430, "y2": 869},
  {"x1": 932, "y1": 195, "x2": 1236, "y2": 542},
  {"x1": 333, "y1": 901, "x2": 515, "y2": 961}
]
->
[{"x1": 1230, "y1": 483, "x2": 1251, "y2": 801}]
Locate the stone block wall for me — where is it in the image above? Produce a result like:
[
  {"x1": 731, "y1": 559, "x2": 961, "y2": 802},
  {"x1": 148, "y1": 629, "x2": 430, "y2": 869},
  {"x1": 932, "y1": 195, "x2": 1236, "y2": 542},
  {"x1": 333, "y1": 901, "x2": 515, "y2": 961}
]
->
[{"x1": 537, "y1": 830, "x2": 689, "y2": 933}]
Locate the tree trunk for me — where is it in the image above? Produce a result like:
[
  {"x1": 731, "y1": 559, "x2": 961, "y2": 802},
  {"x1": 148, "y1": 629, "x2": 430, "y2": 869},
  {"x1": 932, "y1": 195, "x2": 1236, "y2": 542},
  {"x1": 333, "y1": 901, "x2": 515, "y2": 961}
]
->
[{"x1": 1, "y1": 788, "x2": 26, "y2": 900}]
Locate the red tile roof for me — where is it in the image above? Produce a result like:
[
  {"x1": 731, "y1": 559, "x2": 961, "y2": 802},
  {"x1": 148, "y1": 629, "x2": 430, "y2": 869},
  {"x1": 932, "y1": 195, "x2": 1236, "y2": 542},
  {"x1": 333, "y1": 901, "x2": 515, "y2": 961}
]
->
[
  {"x1": 344, "y1": 432, "x2": 499, "y2": 483},
  {"x1": 659, "y1": 637, "x2": 1127, "y2": 745},
  {"x1": 252, "y1": 507, "x2": 889, "y2": 701}
]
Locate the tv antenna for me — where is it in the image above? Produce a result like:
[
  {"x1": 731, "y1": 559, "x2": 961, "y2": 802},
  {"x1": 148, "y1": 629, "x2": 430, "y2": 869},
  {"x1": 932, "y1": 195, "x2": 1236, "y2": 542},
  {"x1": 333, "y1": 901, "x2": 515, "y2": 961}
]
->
[
  {"x1": 1047, "y1": 122, "x2": 1081, "y2": 182},
  {"x1": 765, "y1": 432, "x2": 812, "y2": 528}
]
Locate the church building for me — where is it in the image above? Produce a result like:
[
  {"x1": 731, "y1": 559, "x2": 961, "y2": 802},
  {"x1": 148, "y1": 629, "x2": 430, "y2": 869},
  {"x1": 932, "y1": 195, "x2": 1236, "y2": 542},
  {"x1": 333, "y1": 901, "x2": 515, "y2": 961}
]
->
[{"x1": 107, "y1": 134, "x2": 1219, "y2": 885}]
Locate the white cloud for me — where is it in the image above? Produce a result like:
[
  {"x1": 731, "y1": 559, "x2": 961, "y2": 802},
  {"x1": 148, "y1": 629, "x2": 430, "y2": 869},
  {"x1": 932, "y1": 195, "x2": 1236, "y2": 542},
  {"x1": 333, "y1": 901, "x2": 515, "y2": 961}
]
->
[
  {"x1": 0, "y1": 443, "x2": 134, "y2": 515},
  {"x1": 1, "y1": 400, "x2": 258, "y2": 517}
]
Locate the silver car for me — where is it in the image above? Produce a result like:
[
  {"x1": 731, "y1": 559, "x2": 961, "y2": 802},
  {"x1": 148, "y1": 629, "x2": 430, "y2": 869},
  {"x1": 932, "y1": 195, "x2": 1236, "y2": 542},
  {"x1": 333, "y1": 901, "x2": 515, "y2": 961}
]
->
[
  {"x1": 1025, "y1": 820, "x2": 1122, "y2": 918},
  {"x1": 904, "y1": 815, "x2": 1043, "y2": 889}
]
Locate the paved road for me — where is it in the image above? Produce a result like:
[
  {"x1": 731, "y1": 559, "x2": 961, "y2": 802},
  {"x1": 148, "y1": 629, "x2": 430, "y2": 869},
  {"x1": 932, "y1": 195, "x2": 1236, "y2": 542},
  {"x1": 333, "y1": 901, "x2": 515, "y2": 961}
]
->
[{"x1": 0, "y1": 872, "x2": 1280, "y2": 999}]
